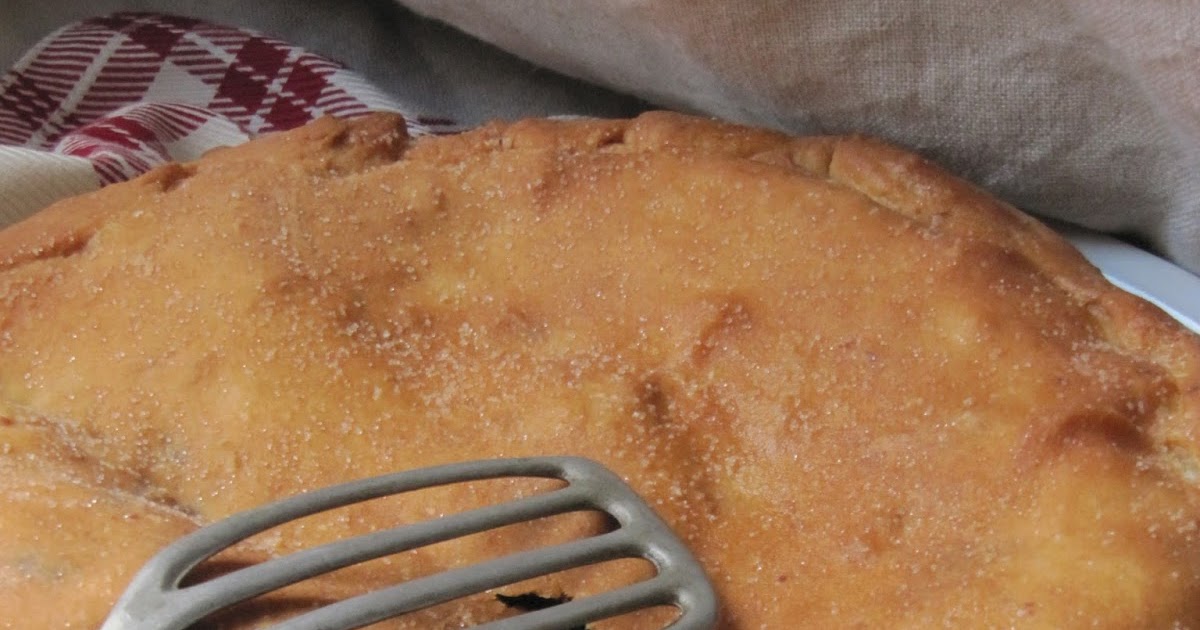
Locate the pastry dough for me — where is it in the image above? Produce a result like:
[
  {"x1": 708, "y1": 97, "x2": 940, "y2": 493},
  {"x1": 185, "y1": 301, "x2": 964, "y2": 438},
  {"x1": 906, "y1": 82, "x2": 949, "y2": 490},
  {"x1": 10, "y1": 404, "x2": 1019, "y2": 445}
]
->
[{"x1": 1, "y1": 112, "x2": 1198, "y2": 628}]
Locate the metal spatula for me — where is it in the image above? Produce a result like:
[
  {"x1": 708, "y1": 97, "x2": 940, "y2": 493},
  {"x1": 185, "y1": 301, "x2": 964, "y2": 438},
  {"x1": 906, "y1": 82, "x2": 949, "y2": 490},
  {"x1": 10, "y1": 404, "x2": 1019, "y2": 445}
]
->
[{"x1": 100, "y1": 456, "x2": 718, "y2": 630}]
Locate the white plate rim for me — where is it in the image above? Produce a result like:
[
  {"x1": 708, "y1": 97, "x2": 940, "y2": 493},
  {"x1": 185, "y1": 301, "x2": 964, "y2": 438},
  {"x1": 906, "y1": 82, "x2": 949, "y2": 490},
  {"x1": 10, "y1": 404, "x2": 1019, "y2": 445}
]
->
[{"x1": 1061, "y1": 226, "x2": 1200, "y2": 334}]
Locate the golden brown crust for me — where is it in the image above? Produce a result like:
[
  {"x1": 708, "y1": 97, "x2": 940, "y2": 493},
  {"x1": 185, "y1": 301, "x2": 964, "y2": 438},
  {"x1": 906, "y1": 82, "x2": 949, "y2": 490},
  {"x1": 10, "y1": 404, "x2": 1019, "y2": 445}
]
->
[{"x1": 2, "y1": 111, "x2": 1199, "y2": 628}]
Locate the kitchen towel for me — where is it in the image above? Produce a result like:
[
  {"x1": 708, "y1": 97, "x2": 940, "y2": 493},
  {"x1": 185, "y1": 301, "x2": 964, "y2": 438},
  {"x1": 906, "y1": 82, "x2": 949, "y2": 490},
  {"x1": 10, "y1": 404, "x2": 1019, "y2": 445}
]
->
[{"x1": 0, "y1": 11, "x2": 458, "y2": 228}]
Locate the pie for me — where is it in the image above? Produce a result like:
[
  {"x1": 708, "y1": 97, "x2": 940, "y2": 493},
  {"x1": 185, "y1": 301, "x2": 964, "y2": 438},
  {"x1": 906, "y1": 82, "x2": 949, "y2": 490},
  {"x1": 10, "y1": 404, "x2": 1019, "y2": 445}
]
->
[{"x1": 1, "y1": 111, "x2": 1198, "y2": 628}]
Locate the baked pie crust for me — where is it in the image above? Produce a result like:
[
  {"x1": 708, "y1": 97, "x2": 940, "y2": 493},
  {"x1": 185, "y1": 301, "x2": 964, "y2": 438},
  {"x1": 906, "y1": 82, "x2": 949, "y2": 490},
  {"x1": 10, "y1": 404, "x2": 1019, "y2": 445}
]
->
[{"x1": 1, "y1": 112, "x2": 1198, "y2": 627}]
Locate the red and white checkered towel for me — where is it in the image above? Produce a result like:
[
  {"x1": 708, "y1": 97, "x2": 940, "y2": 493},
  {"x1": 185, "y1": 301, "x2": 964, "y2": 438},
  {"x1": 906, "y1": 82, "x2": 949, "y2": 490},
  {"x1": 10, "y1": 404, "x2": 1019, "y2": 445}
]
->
[{"x1": 0, "y1": 12, "x2": 459, "y2": 228}]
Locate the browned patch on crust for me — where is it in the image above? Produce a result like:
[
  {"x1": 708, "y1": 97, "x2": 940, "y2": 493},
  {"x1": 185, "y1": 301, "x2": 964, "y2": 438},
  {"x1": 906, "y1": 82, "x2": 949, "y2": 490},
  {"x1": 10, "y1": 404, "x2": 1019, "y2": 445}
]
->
[{"x1": 692, "y1": 296, "x2": 754, "y2": 366}]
